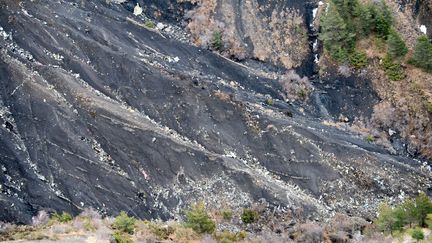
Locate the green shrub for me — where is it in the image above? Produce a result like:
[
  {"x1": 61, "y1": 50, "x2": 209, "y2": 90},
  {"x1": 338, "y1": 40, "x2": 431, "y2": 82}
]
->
[
  {"x1": 148, "y1": 223, "x2": 174, "y2": 240},
  {"x1": 410, "y1": 35, "x2": 432, "y2": 72},
  {"x1": 212, "y1": 31, "x2": 222, "y2": 51},
  {"x1": 297, "y1": 88, "x2": 307, "y2": 99},
  {"x1": 113, "y1": 211, "x2": 136, "y2": 234},
  {"x1": 425, "y1": 101, "x2": 432, "y2": 113},
  {"x1": 425, "y1": 214, "x2": 432, "y2": 228},
  {"x1": 52, "y1": 212, "x2": 73, "y2": 223},
  {"x1": 366, "y1": 134, "x2": 375, "y2": 142},
  {"x1": 265, "y1": 97, "x2": 274, "y2": 106},
  {"x1": 332, "y1": 47, "x2": 350, "y2": 63},
  {"x1": 411, "y1": 228, "x2": 424, "y2": 241},
  {"x1": 144, "y1": 21, "x2": 155, "y2": 29},
  {"x1": 382, "y1": 55, "x2": 405, "y2": 81},
  {"x1": 221, "y1": 210, "x2": 233, "y2": 221},
  {"x1": 184, "y1": 203, "x2": 216, "y2": 234},
  {"x1": 112, "y1": 231, "x2": 133, "y2": 243},
  {"x1": 214, "y1": 230, "x2": 247, "y2": 243},
  {"x1": 349, "y1": 50, "x2": 368, "y2": 68},
  {"x1": 241, "y1": 208, "x2": 258, "y2": 224}
]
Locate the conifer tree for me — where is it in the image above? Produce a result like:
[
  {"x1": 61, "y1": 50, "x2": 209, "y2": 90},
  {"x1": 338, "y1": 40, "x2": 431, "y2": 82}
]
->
[
  {"x1": 387, "y1": 29, "x2": 408, "y2": 59},
  {"x1": 320, "y1": 2, "x2": 355, "y2": 60},
  {"x1": 410, "y1": 35, "x2": 432, "y2": 72}
]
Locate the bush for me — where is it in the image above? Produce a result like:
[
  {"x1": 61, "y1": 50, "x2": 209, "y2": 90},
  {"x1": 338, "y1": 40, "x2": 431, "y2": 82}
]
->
[
  {"x1": 113, "y1": 211, "x2": 136, "y2": 234},
  {"x1": 366, "y1": 134, "x2": 375, "y2": 142},
  {"x1": 148, "y1": 223, "x2": 174, "y2": 240},
  {"x1": 52, "y1": 212, "x2": 73, "y2": 223},
  {"x1": 265, "y1": 97, "x2": 274, "y2": 106},
  {"x1": 349, "y1": 50, "x2": 368, "y2": 68},
  {"x1": 221, "y1": 210, "x2": 233, "y2": 221},
  {"x1": 241, "y1": 208, "x2": 258, "y2": 224},
  {"x1": 31, "y1": 211, "x2": 50, "y2": 227},
  {"x1": 214, "y1": 230, "x2": 247, "y2": 243},
  {"x1": 211, "y1": 31, "x2": 222, "y2": 51},
  {"x1": 184, "y1": 203, "x2": 216, "y2": 234},
  {"x1": 411, "y1": 228, "x2": 424, "y2": 241},
  {"x1": 425, "y1": 214, "x2": 432, "y2": 228},
  {"x1": 112, "y1": 231, "x2": 133, "y2": 243},
  {"x1": 144, "y1": 21, "x2": 155, "y2": 29},
  {"x1": 425, "y1": 101, "x2": 432, "y2": 113},
  {"x1": 382, "y1": 55, "x2": 405, "y2": 81}
]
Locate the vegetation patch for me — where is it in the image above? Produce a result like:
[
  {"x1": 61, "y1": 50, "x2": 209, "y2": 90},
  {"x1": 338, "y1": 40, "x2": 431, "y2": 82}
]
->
[{"x1": 184, "y1": 203, "x2": 216, "y2": 234}]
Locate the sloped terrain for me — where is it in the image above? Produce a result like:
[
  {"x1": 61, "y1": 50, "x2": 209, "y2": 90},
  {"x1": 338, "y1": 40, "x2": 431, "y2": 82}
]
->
[{"x1": 0, "y1": 0, "x2": 431, "y2": 225}]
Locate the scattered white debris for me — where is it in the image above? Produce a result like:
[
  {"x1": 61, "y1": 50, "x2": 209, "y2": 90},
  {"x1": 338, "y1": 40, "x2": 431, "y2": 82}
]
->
[
  {"x1": 318, "y1": 1, "x2": 324, "y2": 6},
  {"x1": 133, "y1": 3, "x2": 143, "y2": 16},
  {"x1": 314, "y1": 54, "x2": 319, "y2": 64},
  {"x1": 156, "y1": 23, "x2": 165, "y2": 30},
  {"x1": 388, "y1": 129, "x2": 396, "y2": 136},
  {"x1": 313, "y1": 39, "x2": 318, "y2": 51},
  {"x1": 420, "y1": 25, "x2": 427, "y2": 34},
  {"x1": 167, "y1": 56, "x2": 180, "y2": 63}
]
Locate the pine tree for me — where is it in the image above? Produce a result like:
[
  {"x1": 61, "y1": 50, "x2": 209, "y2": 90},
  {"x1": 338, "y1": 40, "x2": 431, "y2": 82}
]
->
[
  {"x1": 375, "y1": 202, "x2": 397, "y2": 233},
  {"x1": 387, "y1": 29, "x2": 408, "y2": 59},
  {"x1": 410, "y1": 35, "x2": 432, "y2": 72},
  {"x1": 415, "y1": 192, "x2": 432, "y2": 227},
  {"x1": 320, "y1": 2, "x2": 355, "y2": 61}
]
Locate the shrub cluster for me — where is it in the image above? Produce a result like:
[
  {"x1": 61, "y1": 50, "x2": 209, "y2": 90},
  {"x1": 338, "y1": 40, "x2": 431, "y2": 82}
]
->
[
  {"x1": 319, "y1": 0, "x2": 413, "y2": 80},
  {"x1": 112, "y1": 211, "x2": 136, "y2": 234},
  {"x1": 184, "y1": 203, "x2": 216, "y2": 234},
  {"x1": 241, "y1": 208, "x2": 258, "y2": 224},
  {"x1": 52, "y1": 211, "x2": 73, "y2": 223},
  {"x1": 375, "y1": 193, "x2": 432, "y2": 233}
]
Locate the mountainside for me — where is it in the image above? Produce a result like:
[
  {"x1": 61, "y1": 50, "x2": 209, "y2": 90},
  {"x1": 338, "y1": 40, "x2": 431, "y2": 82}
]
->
[{"x1": 0, "y1": 0, "x2": 431, "y2": 229}]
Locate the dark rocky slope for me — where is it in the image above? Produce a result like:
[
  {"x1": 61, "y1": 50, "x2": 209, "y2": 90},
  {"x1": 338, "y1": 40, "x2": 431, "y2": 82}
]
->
[{"x1": 0, "y1": 0, "x2": 430, "y2": 224}]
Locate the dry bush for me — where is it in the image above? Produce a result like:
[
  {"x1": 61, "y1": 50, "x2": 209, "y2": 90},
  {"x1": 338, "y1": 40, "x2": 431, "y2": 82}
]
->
[
  {"x1": 79, "y1": 208, "x2": 102, "y2": 220},
  {"x1": 370, "y1": 101, "x2": 396, "y2": 129},
  {"x1": 338, "y1": 65, "x2": 352, "y2": 77},
  {"x1": 31, "y1": 211, "x2": 50, "y2": 227},
  {"x1": 279, "y1": 70, "x2": 313, "y2": 101},
  {"x1": 294, "y1": 222, "x2": 324, "y2": 243},
  {"x1": 329, "y1": 213, "x2": 368, "y2": 235},
  {"x1": 0, "y1": 221, "x2": 15, "y2": 234}
]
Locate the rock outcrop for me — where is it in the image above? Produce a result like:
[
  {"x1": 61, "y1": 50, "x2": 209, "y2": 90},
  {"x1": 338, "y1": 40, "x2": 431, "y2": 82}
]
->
[{"x1": 0, "y1": 0, "x2": 430, "y2": 224}]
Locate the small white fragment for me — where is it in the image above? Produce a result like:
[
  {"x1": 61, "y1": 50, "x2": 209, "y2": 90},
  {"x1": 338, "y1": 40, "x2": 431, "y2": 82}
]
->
[
  {"x1": 133, "y1": 3, "x2": 143, "y2": 16},
  {"x1": 388, "y1": 129, "x2": 396, "y2": 136},
  {"x1": 420, "y1": 25, "x2": 427, "y2": 34},
  {"x1": 156, "y1": 23, "x2": 165, "y2": 30},
  {"x1": 318, "y1": 1, "x2": 324, "y2": 5}
]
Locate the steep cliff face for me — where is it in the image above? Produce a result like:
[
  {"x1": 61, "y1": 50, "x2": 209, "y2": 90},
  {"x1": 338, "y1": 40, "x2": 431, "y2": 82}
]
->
[{"x1": 0, "y1": 0, "x2": 431, "y2": 225}]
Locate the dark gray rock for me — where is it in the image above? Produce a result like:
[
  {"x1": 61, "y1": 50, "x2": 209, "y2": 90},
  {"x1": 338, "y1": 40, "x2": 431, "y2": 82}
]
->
[{"x1": 0, "y1": 0, "x2": 430, "y2": 224}]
